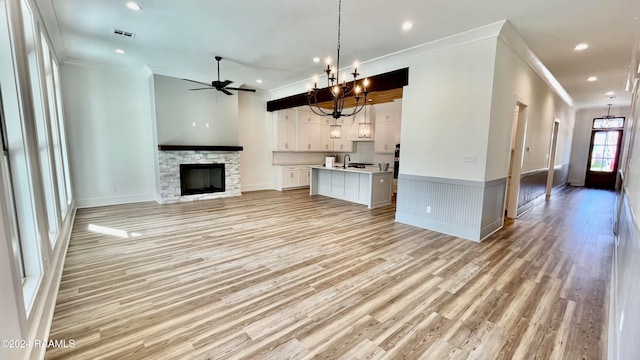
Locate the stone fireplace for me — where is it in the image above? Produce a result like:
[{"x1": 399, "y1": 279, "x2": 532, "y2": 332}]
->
[{"x1": 157, "y1": 145, "x2": 242, "y2": 203}]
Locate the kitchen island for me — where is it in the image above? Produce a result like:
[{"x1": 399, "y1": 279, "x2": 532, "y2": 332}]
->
[{"x1": 309, "y1": 165, "x2": 393, "y2": 208}]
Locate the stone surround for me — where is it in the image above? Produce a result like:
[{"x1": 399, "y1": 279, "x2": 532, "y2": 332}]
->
[{"x1": 157, "y1": 150, "x2": 241, "y2": 203}]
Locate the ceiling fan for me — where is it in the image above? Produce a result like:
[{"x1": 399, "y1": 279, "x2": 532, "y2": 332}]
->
[{"x1": 183, "y1": 56, "x2": 256, "y2": 95}]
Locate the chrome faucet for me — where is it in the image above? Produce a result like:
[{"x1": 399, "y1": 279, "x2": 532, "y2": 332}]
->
[{"x1": 343, "y1": 154, "x2": 350, "y2": 168}]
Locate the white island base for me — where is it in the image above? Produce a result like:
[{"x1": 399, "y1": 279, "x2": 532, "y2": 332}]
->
[{"x1": 309, "y1": 166, "x2": 393, "y2": 208}]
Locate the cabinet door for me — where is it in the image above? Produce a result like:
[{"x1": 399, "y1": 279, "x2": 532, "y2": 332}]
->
[
  {"x1": 319, "y1": 119, "x2": 334, "y2": 151},
  {"x1": 300, "y1": 168, "x2": 310, "y2": 186},
  {"x1": 297, "y1": 111, "x2": 320, "y2": 151},
  {"x1": 276, "y1": 110, "x2": 296, "y2": 151},
  {"x1": 374, "y1": 120, "x2": 395, "y2": 153},
  {"x1": 282, "y1": 168, "x2": 300, "y2": 188},
  {"x1": 334, "y1": 118, "x2": 353, "y2": 152}
]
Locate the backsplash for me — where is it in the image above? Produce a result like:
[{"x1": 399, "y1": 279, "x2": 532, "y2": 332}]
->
[{"x1": 272, "y1": 142, "x2": 395, "y2": 167}]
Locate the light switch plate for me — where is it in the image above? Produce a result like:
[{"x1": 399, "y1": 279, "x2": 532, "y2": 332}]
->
[{"x1": 463, "y1": 154, "x2": 478, "y2": 163}]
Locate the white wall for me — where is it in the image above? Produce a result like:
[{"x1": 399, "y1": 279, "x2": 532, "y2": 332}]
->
[
  {"x1": 238, "y1": 91, "x2": 273, "y2": 191},
  {"x1": 486, "y1": 35, "x2": 576, "y2": 181},
  {"x1": 400, "y1": 38, "x2": 496, "y2": 181},
  {"x1": 153, "y1": 74, "x2": 240, "y2": 146},
  {"x1": 610, "y1": 78, "x2": 640, "y2": 360},
  {"x1": 568, "y1": 106, "x2": 630, "y2": 186},
  {"x1": 61, "y1": 62, "x2": 156, "y2": 207}
]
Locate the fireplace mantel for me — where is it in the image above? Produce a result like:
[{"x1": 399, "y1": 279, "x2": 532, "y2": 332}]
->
[{"x1": 158, "y1": 145, "x2": 243, "y2": 151}]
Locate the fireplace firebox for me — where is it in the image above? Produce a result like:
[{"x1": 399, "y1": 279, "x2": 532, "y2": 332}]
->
[{"x1": 180, "y1": 163, "x2": 225, "y2": 196}]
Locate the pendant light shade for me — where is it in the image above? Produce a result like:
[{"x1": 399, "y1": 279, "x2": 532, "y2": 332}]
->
[
  {"x1": 357, "y1": 105, "x2": 372, "y2": 138},
  {"x1": 358, "y1": 123, "x2": 371, "y2": 138},
  {"x1": 330, "y1": 124, "x2": 342, "y2": 139}
]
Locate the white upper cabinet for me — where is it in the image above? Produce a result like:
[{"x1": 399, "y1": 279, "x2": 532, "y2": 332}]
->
[
  {"x1": 319, "y1": 118, "x2": 333, "y2": 151},
  {"x1": 274, "y1": 109, "x2": 296, "y2": 151},
  {"x1": 296, "y1": 110, "x2": 321, "y2": 151},
  {"x1": 374, "y1": 100, "x2": 402, "y2": 153}
]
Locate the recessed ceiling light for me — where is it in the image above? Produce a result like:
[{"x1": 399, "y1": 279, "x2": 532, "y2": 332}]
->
[
  {"x1": 312, "y1": 57, "x2": 320, "y2": 63},
  {"x1": 256, "y1": 79, "x2": 262, "y2": 84},
  {"x1": 402, "y1": 21, "x2": 413, "y2": 31},
  {"x1": 126, "y1": 1, "x2": 141, "y2": 10},
  {"x1": 587, "y1": 76, "x2": 598, "y2": 82},
  {"x1": 606, "y1": 91, "x2": 615, "y2": 96},
  {"x1": 574, "y1": 43, "x2": 589, "y2": 51},
  {"x1": 115, "y1": 48, "x2": 126, "y2": 54}
]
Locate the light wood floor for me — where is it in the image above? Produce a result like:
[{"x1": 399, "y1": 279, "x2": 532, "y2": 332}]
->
[{"x1": 46, "y1": 186, "x2": 614, "y2": 359}]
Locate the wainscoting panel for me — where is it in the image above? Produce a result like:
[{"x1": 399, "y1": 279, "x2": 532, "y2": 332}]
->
[
  {"x1": 553, "y1": 163, "x2": 569, "y2": 188},
  {"x1": 611, "y1": 192, "x2": 640, "y2": 359},
  {"x1": 481, "y1": 178, "x2": 507, "y2": 239},
  {"x1": 396, "y1": 175, "x2": 503, "y2": 241},
  {"x1": 517, "y1": 169, "x2": 548, "y2": 216},
  {"x1": 517, "y1": 164, "x2": 568, "y2": 217}
]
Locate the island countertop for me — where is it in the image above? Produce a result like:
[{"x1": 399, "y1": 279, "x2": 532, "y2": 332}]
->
[
  {"x1": 309, "y1": 166, "x2": 393, "y2": 208},
  {"x1": 309, "y1": 165, "x2": 392, "y2": 175}
]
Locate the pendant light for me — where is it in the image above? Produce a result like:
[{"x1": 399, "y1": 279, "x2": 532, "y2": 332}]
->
[
  {"x1": 358, "y1": 104, "x2": 372, "y2": 138},
  {"x1": 306, "y1": 0, "x2": 369, "y2": 139}
]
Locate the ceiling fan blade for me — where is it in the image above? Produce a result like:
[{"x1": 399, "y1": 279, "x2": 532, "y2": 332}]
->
[
  {"x1": 189, "y1": 87, "x2": 215, "y2": 91},
  {"x1": 220, "y1": 88, "x2": 233, "y2": 96},
  {"x1": 225, "y1": 87, "x2": 257, "y2": 93},
  {"x1": 183, "y1": 78, "x2": 212, "y2": 87},
  {"x1": 221, "y1": 80, "x2": 233, "y2": 87}
]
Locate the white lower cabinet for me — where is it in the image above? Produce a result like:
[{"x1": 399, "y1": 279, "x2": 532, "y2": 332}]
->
[{"x1": 275, "y1": 165, "x2": 311, "y2": 190}]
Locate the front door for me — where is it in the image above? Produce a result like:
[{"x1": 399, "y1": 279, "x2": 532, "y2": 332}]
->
[{"x1": 585, "y1": 117, "x2": 624, "y2": 189}]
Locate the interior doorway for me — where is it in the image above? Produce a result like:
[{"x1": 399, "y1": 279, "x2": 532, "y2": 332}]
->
[
  {"x1": 585, "y1": 116, "x2": 625, "y2": 189},
  {"x1": 545, "y1": 120, "x2": 560, "y2": 197},
  {"x1": 505, "y1": 101, "x2": 528, "y2": 219}
]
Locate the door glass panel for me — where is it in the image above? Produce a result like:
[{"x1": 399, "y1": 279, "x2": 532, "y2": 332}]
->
[
  {"x1": 593, "y1": 117, "x2": 624, "y2": 129},
  {"x1": 589, "y1": 130, "x2": 619, "y2": 173},
  {"x1": 593, "y1": 132, "x2": 606, "y2": 145}
]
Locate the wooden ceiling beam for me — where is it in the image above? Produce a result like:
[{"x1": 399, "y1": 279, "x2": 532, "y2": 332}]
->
[{"x1": 266, "y1": 67, "x2": 409, "y2": 112}]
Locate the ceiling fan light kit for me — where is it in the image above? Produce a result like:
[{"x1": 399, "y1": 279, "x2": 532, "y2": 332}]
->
[{"x1": 183, "y1": 56, "x2": 256, "y2": 95}]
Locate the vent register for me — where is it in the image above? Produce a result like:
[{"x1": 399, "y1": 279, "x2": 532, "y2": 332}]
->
[{"x1": 112, "y1": 28, "x2": 135, "y2": 39}]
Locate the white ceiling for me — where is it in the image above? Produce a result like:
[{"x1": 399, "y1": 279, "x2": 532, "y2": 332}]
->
[{"x1": 35, "y1": 0, "x2": 640, "y2": 110}]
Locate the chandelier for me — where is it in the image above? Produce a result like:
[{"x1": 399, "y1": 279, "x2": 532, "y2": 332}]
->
[{"x1": 307, "y1": 0, "x2": 369, "y2": 139}]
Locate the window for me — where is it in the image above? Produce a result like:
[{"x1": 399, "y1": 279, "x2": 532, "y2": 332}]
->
[
  {"x1": 52, "y1": 59, "x2": 72, "y2": 206},
  {"x1": 0, "y1": 85, "x2": 26, "y2": 281},
  {"x1": 21, "y1": 0, "x2": 60, "y2": 243},
  {"x1": 589, "y1": 117, "x2": 624, "y2": 173},
  {"x1": 41, "y1": 33, "x2": 67, "y2": 220},
  {"x1": 593, "y1": 117, "x2": 624, "y2": 129}
]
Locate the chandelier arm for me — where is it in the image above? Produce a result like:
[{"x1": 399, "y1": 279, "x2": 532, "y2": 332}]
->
[
  {"x1": 312, "y1": 99, "x2": 332, "y2": 116},
  {"x1": 307, "y1": 93, "x2": 332, "y2": 117}
]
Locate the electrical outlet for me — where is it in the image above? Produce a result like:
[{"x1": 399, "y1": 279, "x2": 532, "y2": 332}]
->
[
  {"x1": 427, "y1": 206, "x2": 432, "y2": 213},
  {"x1": 463, "y1": 154, "x2": 478, "y2": 163}
]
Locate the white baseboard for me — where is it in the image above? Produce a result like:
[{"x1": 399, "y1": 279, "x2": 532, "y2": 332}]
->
[
  {"x1": 241, "y1": 183, "x2": 275, "y2": 192},
  {"x1": 76, "y1": 193, "x2": 157, "y2": 208},
  {"x1": 28, "y1": 208, "x2": 76, "y2": 360}
]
